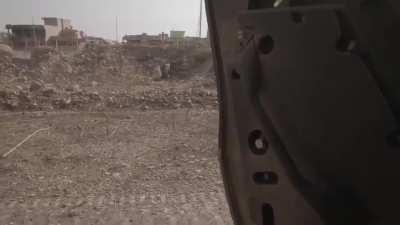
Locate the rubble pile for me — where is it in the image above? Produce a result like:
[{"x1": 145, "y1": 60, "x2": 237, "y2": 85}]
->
[
  {"x1": 0, "y1": 84, "x2": 217, "y2": 111},
  {"x1": 72, "y1": 44, "x2": 126, "y2": 75},
  {"x1": 31, "y1": 47, "x2": 63, "y2": 71},
  {"x1": 121, "y1": 45, "x2": 213, "y2": 79},
  {"x1": 0, "y1": 44, "x2": 17, "y2": 76},
  {"x1": 31, "y1": 47, "x2": 60, "y2": 64},
  {"x1": 105, "y1": 88, "x2": 217, "y2": 110},
  {"x1": 0, "y1": 43, "x2": 216, "y2": 112}
]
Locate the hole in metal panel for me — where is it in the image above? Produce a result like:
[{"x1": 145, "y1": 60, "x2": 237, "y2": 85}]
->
[
  {"x1": 291, "y1": 12, "x2": 304, "y2": 23},
  {"x1": 231, "y1": 69, "x2": 241, "y2": 79},
  {"x1": 249, "y1": 130, "x2": 268, "y2": 155},
  {"x1": 258, "y1": 35, "x2": 274, "y2": 55},
  {"x1": 262, "y1": 203, "x2": 275, "y2": 225},
  {"x1": 255, "y1": 138, "x2": 264, "y2": 149},
  {"x1": 254, "y1": 171, "x2": 278, "y2": 185}
]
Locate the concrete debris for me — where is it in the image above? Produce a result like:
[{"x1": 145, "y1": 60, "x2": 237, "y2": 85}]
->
[
  {"x1": 42, "y1": 84, "x2": 57, "y2": 97},
  {"x1": 31, "y1": 47, "x2": 59, "y2": 64},
  {"x1": 0, "y1": 43, "x2": 216, "y2": 111},
  {"x1": 0, "y1": 44, "x2": 16, "y2": 75},
  {"x1": 29, "y1": 80, "x2": 43, "y2": 92}
]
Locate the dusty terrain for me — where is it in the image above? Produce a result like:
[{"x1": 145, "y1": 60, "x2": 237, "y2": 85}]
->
[
  {"x1": 0, "y1": 44, "x2": 216, "y2": 112},
  {"x1": 0, "y1": 44, "x2": 231, "y2": 224}
]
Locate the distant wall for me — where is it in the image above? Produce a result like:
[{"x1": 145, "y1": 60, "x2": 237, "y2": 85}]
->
[
  {"x1": 61, "y1": 19, "x2": 71, "y2": 30},
  {"x1": 44, "y1": 25, "x2": 60, "y2": 41},
  {"x1": 43, "y1": 18, "x2": 72, "y2": 41},
  {"x1": 170, "y1": 31, "x2": 185, "y2": 39}
]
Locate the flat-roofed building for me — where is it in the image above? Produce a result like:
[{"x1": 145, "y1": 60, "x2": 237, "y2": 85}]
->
[
  {"x1": 5, "y1": 24, "x2": 46, "y2": 48},
  {"x1": 42, "y1": 17, "x2": 72, "y2": 42}
]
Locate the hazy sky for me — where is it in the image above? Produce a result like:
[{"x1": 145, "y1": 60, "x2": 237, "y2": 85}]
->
[{"x1": 0, "y1": 0, "x2": 208, "y2": 40}]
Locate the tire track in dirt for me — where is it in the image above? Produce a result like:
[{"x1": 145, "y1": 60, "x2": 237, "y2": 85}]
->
[
  {"x1": 0, "y1": 109, "x2": 229, "y2": 224},
  {"x1": 0, "y1": 191, "x2": 232, "y2": 225}
]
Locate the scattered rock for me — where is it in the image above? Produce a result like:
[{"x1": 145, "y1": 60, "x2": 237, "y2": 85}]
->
[
  {"x1": 0, "y1": 44, "x2": 13, "y2": 62},
  {"x1": 72, "y1": 84, "x2": 81, "y2": 92},
  {"x1": 88, "y1": 92, "x2": 101, "y2": 101},
  {"x1": 31, "y1": 47, "x2": 59, "y2": 64},
  {"x1": 29, "y1": 81, "x2": 43, "y2": 92},
  {"x1": 42, "y1": 84, "x2": 57, "y2": 97},
  {"x1": 65, "y1": 86, "x2": 73, "y2": 92},
  {"x1": 0, "y1": 43, "x2": 216, "y2": 111}
]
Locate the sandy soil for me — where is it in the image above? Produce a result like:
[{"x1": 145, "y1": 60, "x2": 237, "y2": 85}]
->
[{"x1": 0, "y1": 109, "x2": 232, "y2": 225}]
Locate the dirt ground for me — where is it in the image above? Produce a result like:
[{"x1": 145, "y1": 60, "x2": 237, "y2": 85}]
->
[
  {"x1": 0, "y1": 43, "x2": 231, "y2": 224},
  {"x1": 0, "y1": 109, "x2": 232, "y2": 225}
]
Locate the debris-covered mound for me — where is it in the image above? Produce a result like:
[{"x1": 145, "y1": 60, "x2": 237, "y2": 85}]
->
[
  {"x1": 31, "y1": 46, "x2": 59, "y2": 64},
  {"x1": 0, "y1": 44, "x2": 15, "y2": 75},
  {"x1": 0, "y1": 43, "x2": 216, "y2": 112},
  {"x1": 121, "y1": 44, "x2": 212, "y2": 78},
  {"x1": 0, "y1": 80, "x2": 217, "y2": 111},
  {"x1": 0, "y1": 44, "x2": 13, "y2": 59},
  {"x1": 72, "y1": 43, "x2": 125, "y2": 75}
]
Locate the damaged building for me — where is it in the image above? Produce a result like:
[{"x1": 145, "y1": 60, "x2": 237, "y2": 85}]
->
[
  {"x1": 42, "y1": 17, "x2": 72, "y2": 42},
  {"x1": 123, "y1": 33, "x2": 169, "y2": 45},
  {"x1": 5, "y1": 17, "x2": 81, "y2": 48},
  {"x1": 5, "y1": 24, "x2": 46, "y2": 48}
]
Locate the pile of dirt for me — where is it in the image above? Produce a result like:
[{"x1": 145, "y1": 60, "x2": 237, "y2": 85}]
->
[
  {"x1": 121, "y1": 44, "x2": 213, "y2": 78},
  {"x1": 0, "y1": 44, "x2": 16, "y2": 75},
  {"x1": 0, "y1": 43, "x2": 216, "y2": 112},
  {"x1": 72, "y1": 44, "x2": 125, "y2": 75},
  {"x1": 29, "y1": 47, "x2": 65, "y2": 77},
  {"x1": 0, "y1": 80, "x2": 217, "y2": 111},
  {"x1": 0, "y1": 44, "x2": 12, "y2": 60},
  {"x1": 31, "y1": 47, "x2": 59, "y2": 64}
]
